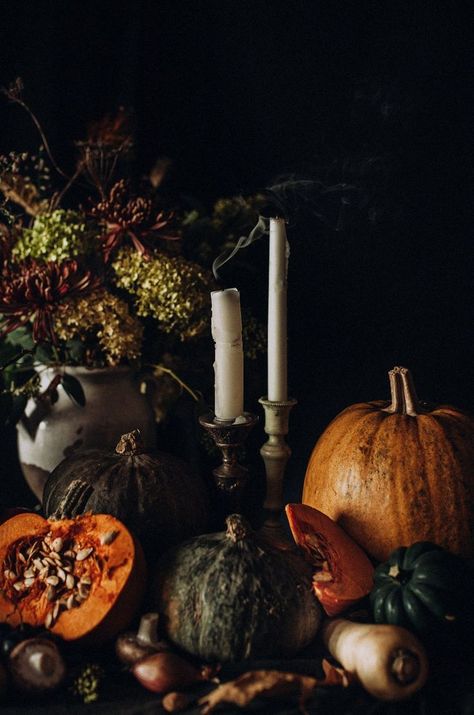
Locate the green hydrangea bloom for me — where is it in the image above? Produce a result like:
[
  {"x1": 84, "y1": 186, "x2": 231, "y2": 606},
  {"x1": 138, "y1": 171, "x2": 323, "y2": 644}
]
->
[
  {"x1": 112, "y1": 247, "x2": 214, "y2": 340},
  {"x1": 54, "y1": 288, "x2": 143, "y2": 365},
  {"x1": 13, "y1": 209, "x2": 95, "y2": 262}
]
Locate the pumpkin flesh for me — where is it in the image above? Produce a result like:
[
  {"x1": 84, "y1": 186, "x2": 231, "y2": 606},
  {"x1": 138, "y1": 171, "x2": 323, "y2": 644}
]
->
[
  {"x1": 286, "y1": 504, "x2": 374, "y2": 616},
  {"x1": 0, "y1": 512, "x2": 146, "y2": 644},
  {"x1": 303, "y1": 367, "x2": 474, "y2": 561}
]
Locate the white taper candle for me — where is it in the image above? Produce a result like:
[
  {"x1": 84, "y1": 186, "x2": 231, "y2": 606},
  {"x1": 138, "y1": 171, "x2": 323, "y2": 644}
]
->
[
  {"x1": 211, "y1": 288, "x2": 244, "y2": 420},
  {"x1": 267, "y1": 218, "x2": 288, "y2": 401}
]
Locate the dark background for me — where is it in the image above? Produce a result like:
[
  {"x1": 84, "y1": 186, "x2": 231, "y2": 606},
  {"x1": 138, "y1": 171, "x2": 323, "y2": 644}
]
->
[{"x1": 0, "y1": 0, "x2": 472, "y2": 506}]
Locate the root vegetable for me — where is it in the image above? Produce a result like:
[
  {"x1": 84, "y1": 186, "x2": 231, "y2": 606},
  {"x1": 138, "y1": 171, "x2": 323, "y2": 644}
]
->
[
  {"x1": 322, "y1": 619, "x2": 429, "y2": 701},
  {"x1": 116, "y1": 613, "x2": 170, "y2": 666},
  {"x1": 132, "y1": 651, "x2": 214, "y2": 694}
]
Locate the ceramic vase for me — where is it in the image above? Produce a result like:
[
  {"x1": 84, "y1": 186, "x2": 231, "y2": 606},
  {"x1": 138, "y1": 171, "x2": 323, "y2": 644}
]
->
[{"x1": 17, "y1": 365, "x2": 156, "y2": 502}]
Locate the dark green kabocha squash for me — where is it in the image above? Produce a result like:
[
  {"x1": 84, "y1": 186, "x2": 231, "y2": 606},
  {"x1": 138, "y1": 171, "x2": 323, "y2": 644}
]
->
[
  {"x1": 370, "y1": 541, "x2": 467, "y2": 633},
  {"x1": 42, "y1": 430, "x2": 209, "y2": 557},
  {"x1": 153, "y1": 514, "x2": 322, "y2": 662}
]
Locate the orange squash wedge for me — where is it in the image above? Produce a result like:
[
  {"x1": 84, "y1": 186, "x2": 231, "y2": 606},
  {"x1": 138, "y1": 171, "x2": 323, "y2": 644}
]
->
[{"x1": 286, "y1": 503, "x2": 374, "y2": 616}]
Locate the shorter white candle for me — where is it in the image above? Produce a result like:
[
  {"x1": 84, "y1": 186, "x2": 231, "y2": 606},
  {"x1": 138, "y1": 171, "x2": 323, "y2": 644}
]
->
[
  {"x1": 267, "y1": 218, "x2": 288, "y2": 402},
  {"x1": 211, "y1": 288, "x2": 244, "y2": 421}
]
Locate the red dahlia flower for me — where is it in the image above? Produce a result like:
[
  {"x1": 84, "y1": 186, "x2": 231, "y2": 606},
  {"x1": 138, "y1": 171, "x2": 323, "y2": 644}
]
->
[
  {"x1": 90, "y1": 179, "x2": 180, "y2": 261},
  {"x1": 0, "y1": 259, "x2": 100, "y2": 344}
]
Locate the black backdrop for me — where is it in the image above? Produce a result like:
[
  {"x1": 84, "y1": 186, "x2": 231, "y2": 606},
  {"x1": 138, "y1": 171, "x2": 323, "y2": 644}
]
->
[{"x1": 0, "y1": 0, "x2": 472, "y2": 506}]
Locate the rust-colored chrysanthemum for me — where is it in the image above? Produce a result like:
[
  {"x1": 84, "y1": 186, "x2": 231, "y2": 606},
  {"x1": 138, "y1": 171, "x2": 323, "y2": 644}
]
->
[
  {"x1": 0, "y1": 259, "x2": 100, "y2": 344},
  {"x1": 90, "y1": 180, "x2": 180, "y2": 261}
]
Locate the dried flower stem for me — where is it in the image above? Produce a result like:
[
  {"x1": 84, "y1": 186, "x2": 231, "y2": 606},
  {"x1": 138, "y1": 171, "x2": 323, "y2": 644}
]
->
[
  {"x1": 2, "y1": 87, "x2": 69, "y2": 180},
  {"x1": 0, "y1": 179, "x2": 39, "y2": 217},
  {"x1": 149, "y1": 364, "x2": 200, "y2": 402}
]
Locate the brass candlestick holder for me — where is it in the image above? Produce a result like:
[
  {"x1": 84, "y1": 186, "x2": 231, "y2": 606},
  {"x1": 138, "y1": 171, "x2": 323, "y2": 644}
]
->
[
  {"x1": 199, "y1": 412, "x2": 258, "y2": 521},
  {"x1": 259, "y1": 396, "x2": 297, "y2": 542}
]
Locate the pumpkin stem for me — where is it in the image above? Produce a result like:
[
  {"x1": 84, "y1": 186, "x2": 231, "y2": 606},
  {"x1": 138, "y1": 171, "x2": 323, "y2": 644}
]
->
[
  {"x1": 225, "y1": 514, "x2": 252, "y2": 542},
  {"x1": 390, "y1": 648, "x2": 420, "y2": 685},
  {"x1": 51, "y1": 479, "x2": 93, "y2": 520},
  {"x1": 115, "y1": 430, "x2": 145, "y2": 456},
  {"x1": 383, "y1": 367, "x2": 424, "y2": 416}
]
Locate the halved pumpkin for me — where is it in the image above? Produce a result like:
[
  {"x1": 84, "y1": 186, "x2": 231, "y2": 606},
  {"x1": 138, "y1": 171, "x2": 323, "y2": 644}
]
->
[
  {"x1": 286, "y1": 503, "x2": 374, "y2": 616},
  {"x1": 0, "y1": 511, "x2": 146, "y2": 645}
]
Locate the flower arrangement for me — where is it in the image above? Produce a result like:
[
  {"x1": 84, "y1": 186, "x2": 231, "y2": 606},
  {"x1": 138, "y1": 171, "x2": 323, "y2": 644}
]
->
[{"x1": 0, "y1": 80, "x2": 266, "y2": 425}]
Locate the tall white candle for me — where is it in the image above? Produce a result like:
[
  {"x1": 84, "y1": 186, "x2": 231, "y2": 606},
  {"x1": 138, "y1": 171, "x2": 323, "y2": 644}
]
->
[
  {"x1": 267, "y1": 218, "x2": 288, "y2": 401},
  {"x1": 211, "y1": 288, "x2": 244, "y2": 421}
]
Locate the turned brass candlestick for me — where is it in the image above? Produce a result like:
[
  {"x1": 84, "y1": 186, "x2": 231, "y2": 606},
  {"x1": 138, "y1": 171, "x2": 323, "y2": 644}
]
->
[
  {"x1": 259, "y1": 397, "x2": 297, "y2": 542},
  {"x1": 199, "y1": 412, "x2": 258, "y2": 521}
]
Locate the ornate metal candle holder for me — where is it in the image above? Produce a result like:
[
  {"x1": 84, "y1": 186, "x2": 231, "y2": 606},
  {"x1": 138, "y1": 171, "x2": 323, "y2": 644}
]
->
[
  {"x1": 259, "y1": 397, "x2": 297, "y2": 542},
  {"x1": 199, "y1": 412, "x2": 258, "y2": 520}
]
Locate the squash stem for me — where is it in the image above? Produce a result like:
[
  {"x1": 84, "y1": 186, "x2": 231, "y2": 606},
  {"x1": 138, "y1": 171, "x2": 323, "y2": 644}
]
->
[
  {"x1": 399, "y1": 368, "x2": 423, "y2": 416},
  {"x1": 383, "y1": 367, "x2": 404, "y2": 414},
  {"x1": 383, "y1": 367, "x2": 424, "y2": 416}
]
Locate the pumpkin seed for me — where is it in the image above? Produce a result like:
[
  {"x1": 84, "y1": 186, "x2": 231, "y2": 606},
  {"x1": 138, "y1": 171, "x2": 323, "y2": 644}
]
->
[
  {"x1": 46, "y1": 575, "x2": 59, "y2": 586},
  {"x1": 23, "y1": 568, "x2": 35, "y2": 579},
  {"x1": 13, "y1": 581, "x2": 24, "y2": 592},
  {"x1": 45, "y1": 611, "x2": 53, "y2": 628},
  {"x1": 63, "y1": 550, "x2": 75, "y2": 558},
  {"x1": 67, "y1": 594, "x2": 75, "y2": 610},
  {"x1": 312, "y1": 571, "x2": 333, "y2": 582},
  {"x1": 46, "y1": 585, "x2": 56, "y2": 601},
  {"x1": 52, "y1": 601, "x2": 60, "y2": 620},
  {"x1": 100, "y1": 530, "x2": 119, "y2": 545},
  {"x1": 56, "y1": 567, "x2": 66, "y2": 582},
  {"x1": 51, "y1": 537, "x2": 63, "y2": 553},
  {"x1": 33, "y1": 558, "x2": 44, "y2": 571},
  {"x1": 24, "y1": 577, "x2": 35, "y2": 588},
  {"x1": 78, "y1": 584, "x2": 90, "y2": 599},
  {"x1": 17, "y1": 552, "x2": 26, "y2": 563},
  {"x1": 76, "y1": 548, "x2": 93, "y2": 561},
  {"x1": 66, "y1": 574, "x2": 75, "y2": 590},
  {"x1": 4, "y1": 570, "x2": 17, "y2": 582}
]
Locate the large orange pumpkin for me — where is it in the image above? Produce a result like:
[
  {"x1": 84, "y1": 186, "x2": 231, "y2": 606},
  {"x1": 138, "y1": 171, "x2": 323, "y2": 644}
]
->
[{"x1": 303, "y1": 366, "x2": 474, "y2": 561}]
